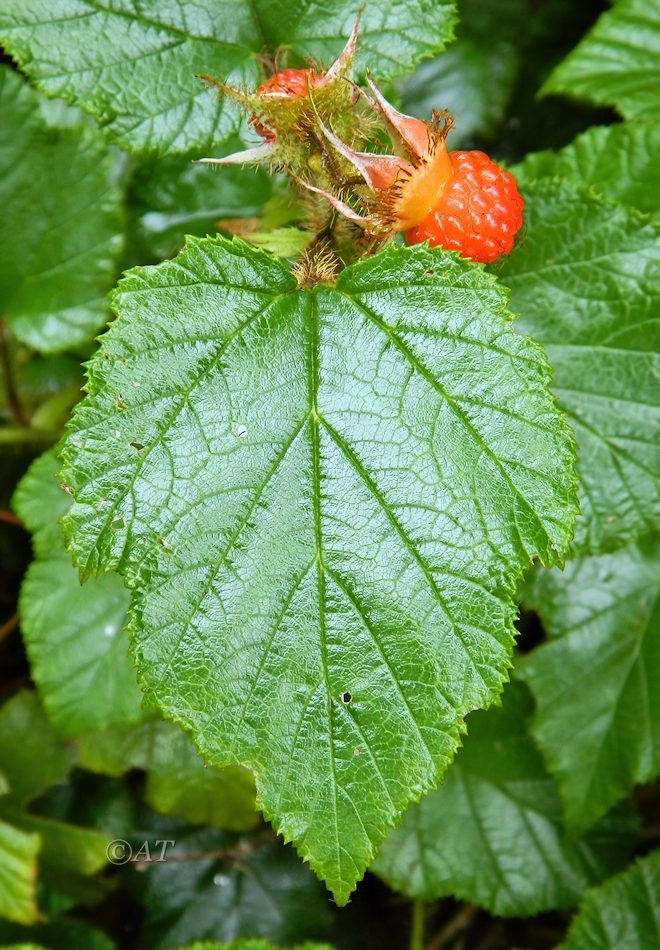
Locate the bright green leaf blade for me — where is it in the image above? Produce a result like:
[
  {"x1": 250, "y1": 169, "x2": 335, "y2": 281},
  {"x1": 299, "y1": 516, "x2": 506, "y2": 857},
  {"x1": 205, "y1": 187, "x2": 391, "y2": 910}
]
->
[
  {"x1": 562, "y1": 850, "x2": 660, "y2": 949},
  {"x1": 60, "y1": 238, "x2": 577, "y2": 903},
  {"x1": 518, "y1": 537, "x2": 660, "y2": 831},
  {"x1": 517, "y1": 123, "x2": 660, "y2": 217},
  {"x1": 499, "y1": 178, "x2": 660, "y2": 554},
  {"x1": 541, "y1": 0, "x2": 660, "y2": 120},
  {"x1": 0, "y1": 1, "x2": 455, "y2": 155},
  {"x1": 0, "y1": 68, "x2": 123, "y2": 353},
  {"x1": 0, "y1": 819, "x2": 40, "y2": 925},
  {"x1": 79, "y1": 718, "x2": 259, "y2": 832},
  {"x1": 128, "y1": 151, "x2": 274, "y2": 262},
  {"x1": 399, "y1": 0, "x2": 525, "y2": 146},
  {"x1": 0, "y1": 692, "x2": 73, "y2": 808},
  {"x1": 136, "y1": 828, "x2": 330, "y2": 948},
  {"x1": 12, "y1": 452, "x2": 143, "y2": 738},
  {"x1": 373, "y1": 682, "x2": 637, "y2": 917}
]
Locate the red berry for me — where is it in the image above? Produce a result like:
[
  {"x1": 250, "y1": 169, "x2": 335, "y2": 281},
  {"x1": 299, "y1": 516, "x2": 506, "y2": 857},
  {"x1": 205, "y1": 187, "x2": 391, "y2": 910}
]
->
[
  {"x1": 257, "y1": 68, "x2": 320, "y2": 98},
  {"x1": 405, "y1": 151, "x2": 524, "y2": 263},
  {"x1": 252, "y1": 68, "x2": 322, "y2": 141}
]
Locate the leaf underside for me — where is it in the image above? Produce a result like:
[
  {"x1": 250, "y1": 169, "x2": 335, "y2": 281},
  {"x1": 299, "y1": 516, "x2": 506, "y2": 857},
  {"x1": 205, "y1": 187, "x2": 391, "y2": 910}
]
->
[{"x1": 60, "y1": 237, "x2": 577, "y2": 902}]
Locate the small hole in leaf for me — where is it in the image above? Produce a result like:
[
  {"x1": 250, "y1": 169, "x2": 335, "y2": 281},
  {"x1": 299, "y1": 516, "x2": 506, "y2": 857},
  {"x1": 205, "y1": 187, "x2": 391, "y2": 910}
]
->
[
  {"x1": 424, "y1": 268, "x2": 435, "y2": 277},
  {"x1": 111, "y1": 518, "x2": 124, "y2": 531},
  {"x1": 236, "y1": 424, "x2": 248, "y2": 438},
  {"x1": 341, "y1": 691, "x2": 352, "y2": 704},
  {"x1": 130, "y1": 441, "x2": 145, "y2": 451}
]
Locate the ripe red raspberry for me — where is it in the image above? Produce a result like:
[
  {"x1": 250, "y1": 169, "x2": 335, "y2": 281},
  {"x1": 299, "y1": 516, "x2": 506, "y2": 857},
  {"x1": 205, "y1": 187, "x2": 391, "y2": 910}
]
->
[
  {"x1": 405, "y1": 151, "x2": 524, "y2": 264},
  {"x1": 252, "y1": 69, "x2": 322, "y2": 141}
]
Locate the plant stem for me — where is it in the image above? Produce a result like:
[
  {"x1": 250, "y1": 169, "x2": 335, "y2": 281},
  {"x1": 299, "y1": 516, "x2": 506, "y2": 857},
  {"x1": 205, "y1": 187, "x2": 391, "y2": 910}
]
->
[
  {"x1": 410, "y1": 899, "x2": 425, "y2": 950},
  {"x1": 0, "y1": 509, "x2": 22, "y2": 527},
  {"x1": 426, "y1": 903, "x2": 477, "y2": 950},
  {"x1": 0, "y1": 318, "x2": 29, "y2": 427},
  {"x1": 0, "y1": 614, "x2": 19, "y2": 642}
]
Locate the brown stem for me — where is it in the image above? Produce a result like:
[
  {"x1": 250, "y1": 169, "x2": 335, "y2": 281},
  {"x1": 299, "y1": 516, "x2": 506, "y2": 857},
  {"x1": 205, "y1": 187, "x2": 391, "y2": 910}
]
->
[
  {"x1": 0, "y1": 614, "x2": 19, "y2": 642},
  {"x1": 426, "y1": 905, "x2": 477, "y2": 950},
  {"x1": 0, "y1": 509, "x2": 23, "y2": 528},
  {"x1": 0, "y1": 319, "x2": 29, "y2": 427}
]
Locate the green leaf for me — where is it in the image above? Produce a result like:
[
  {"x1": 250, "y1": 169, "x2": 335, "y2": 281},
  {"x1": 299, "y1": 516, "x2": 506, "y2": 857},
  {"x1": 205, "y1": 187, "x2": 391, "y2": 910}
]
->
[
  {"x1": 518, "y1": 537, "x2": 660, "y2": 831},
  {"x1": 79, "y1": 718, "x2": 259, "y2": 832},
  {"x1": 128, "y1": 152, "x2": 274, "y2": 262},
  {"x1": 174, "y1": 943, "x2": 334, "y2": 950},
  {"x1": 562, "y1": 850, "x2": 660, "y2": 949},
  {"x1": 3, "y1": 811, "x2": 109, "y2": 877},
  {"x1": 13, "y1": 452, "x2": 143, "y2": 738},
  {"x1": 135, "y1": 828, "x2": 330, "y2": 948},
  {"x1": 373, "y1": 683, "x2": 637, "y2": 917},
  {"x1": 542, "y1": 0, "x2": 660, "y2": 120},
  {"x1": 0, "y1": 819, "x2": 40, "y2": 924},
  {"x1": 399, "y1": 0, "x2": 525, "y2": 146},
  {"x1": 0, "y1": 919, "x2": 115, "y2": 950},
  {"x1": 0, "y1": 692, "x2": 73, "y2": 808},
  {"x1": 0, "y1": 1, "x2": 456, "y2": 155},
  {"x1": 517, "y1": 123, "x2": 660, "y2": 217},
  {"x1": 0, "y1": 68, "x2": 123, "y2": 353},
  {"x1": 60, "y1": 238, "x2": 577, "y2": 903},
  {"x1": 498, "y1": 178, "x2": 660, "y2": 554}
]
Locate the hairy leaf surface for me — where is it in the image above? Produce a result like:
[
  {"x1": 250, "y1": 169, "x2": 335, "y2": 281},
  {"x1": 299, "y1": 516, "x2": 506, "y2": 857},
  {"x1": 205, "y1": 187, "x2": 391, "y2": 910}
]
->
[
  {"x1": 0, "y1": 67, "x2": 123, "y2": 352},
  {"x1": 373, "y1": 683, "x2": 637, "y2": 916},
  {"x1": 0, "y1": 0, "x2": 456, "y2": 154},
  {"x1": 499, "y1": 179, "x2": 660, "y2": 553},
  {"x1": 13, "y1": 452, "x2": 143, "y2": 737},
  {"x1": 518, "y1": 538, "x2": 660, "y2": 831},
  {"x1": 61, "y1": 238, "x2": 577, "y2": 902},
  {"x1": 562, "y1": 850, "x2": 660, "y2": 950},
  {"x1": 542, "y1": 0, "x2": 660, "y2": 120}
]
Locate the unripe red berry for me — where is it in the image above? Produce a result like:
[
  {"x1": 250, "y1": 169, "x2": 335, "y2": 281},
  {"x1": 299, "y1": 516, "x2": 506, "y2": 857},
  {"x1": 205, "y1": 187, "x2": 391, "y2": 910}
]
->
[
  {"x1": 406, "y1": 151, "x2": 524, "y2": 264},
  {"x1": 252, "y1": 68, "x2": 322, "y2": 140}
]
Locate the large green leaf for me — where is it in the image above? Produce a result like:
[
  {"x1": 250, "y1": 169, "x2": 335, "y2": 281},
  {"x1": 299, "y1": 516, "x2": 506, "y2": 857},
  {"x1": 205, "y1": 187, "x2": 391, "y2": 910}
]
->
[
  {"x1": 13, "y1": 453, "x2": 143, "y2": 738},
  {"x1": 0, "y1": 1, "x2": 456, "y2": 155},
  {"x1": 518, "y1": 537, "x2": 660, "y2": 831},
  {"x1": 499, "y1": 178, "x2": 660, "y2": 553},
  {"x1": 542, "y1": 0, "x2": 660, "y2": 120},
  {"x1": 60, "y1": 238, "x2": 577, "y2": 903},
  {"x1": 0, "y1": 819, "x2": 40, "y2": 925},
  {"x1": 0, "y1": 67, "x2": 123, "y2": 353},
  {"x1": 373, "y1": 683, "x2": 637, "y2": 916},
  {"x1": 79, "y1": 718, "x2": 259, "y2": 832},
  {"x1": 0, "y1": 692, "x2": 73, "y2": 808},
  {"x1": 562, "y1": 850, "x2": 660, "y2": 949},
  {"x1": 399, "y1": 0, "x2": 525, "y2": 147},
  {"x1": 134, "y1": 828, "x2": 330, "y2": 948},
  {"x1": 518, "y1": 123, "x2": 660, "y2": 217}
]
